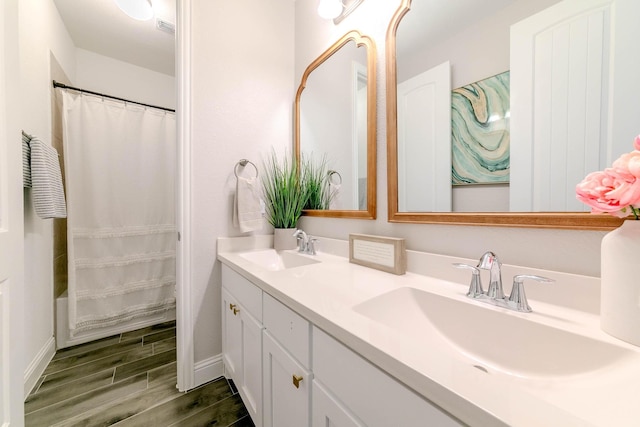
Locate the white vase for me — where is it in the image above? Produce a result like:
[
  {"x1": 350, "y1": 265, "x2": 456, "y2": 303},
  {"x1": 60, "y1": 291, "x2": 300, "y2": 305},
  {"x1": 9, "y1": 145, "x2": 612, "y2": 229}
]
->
[
  {"x1": 600, "y1": 220, "x2": 640, "y2": 346},
  {"x1": 273, "y1": 228, "x2": 297, "y2": 251}
]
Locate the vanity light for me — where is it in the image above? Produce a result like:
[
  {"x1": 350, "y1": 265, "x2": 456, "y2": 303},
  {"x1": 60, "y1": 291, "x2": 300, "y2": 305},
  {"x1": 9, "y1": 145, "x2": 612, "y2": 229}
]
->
[
  {"x1": 318, "y1": 0, "x2": 364, "y2": 24},
  {"x1": 114, "y1": 0, "x2": 154, "y2": 21}
]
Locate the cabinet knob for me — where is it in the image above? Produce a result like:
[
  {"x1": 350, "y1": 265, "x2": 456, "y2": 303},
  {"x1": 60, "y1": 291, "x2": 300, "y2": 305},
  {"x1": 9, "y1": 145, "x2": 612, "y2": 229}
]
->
[
  {"x1": 292, "y1": 374, "x2": 303, "y2": 389},
  {"x1": 233, "y1": 307, "x2": 240, "y2": 315},
  {"x1": 229, "y1": 303, "x2": 236, "y2": 310}
]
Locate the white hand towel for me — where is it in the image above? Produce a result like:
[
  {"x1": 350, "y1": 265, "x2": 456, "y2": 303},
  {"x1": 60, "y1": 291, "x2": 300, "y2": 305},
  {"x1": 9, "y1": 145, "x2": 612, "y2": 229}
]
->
[
  {"x1": 30, "y1": 138, "x2": 67, "y2": 219},
  {"x1": 233, "y1": 176, "x2": 263, "y2": 232}
]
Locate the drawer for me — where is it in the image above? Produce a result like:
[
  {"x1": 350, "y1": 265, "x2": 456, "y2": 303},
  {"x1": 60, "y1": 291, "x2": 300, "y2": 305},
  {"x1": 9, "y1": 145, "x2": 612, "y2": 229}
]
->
[
  {"x1": 222, "y1": 265, "x2": 262, "y2": 321},
  {"x1": 263, "y1": 293, "x2": 310, "y2": 368}
]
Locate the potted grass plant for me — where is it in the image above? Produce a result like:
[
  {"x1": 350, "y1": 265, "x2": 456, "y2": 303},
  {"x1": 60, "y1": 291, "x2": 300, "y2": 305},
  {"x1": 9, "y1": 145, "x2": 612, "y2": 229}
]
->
[
  {"x1": 262, "y1": 150, "x2": 308, "y2": 250},
  {"x1": 302, "y1": 153, "x2": 334, "y2": 210}
]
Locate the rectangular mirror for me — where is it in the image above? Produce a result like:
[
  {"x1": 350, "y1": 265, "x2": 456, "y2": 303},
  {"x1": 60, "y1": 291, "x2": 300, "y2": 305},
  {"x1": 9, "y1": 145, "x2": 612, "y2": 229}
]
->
[
  {"x1": 296, "y1": 30, "x2": 377, "y2": 219},
  {"x1": 386, "y1": 0, "x2": 637, "y2": 229}
]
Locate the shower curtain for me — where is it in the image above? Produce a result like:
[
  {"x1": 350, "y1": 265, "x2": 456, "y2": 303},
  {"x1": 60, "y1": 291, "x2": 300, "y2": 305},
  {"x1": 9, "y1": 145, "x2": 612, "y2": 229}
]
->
[{"x1": 61, "y1": 91, "x2": 176, "y2": 335}]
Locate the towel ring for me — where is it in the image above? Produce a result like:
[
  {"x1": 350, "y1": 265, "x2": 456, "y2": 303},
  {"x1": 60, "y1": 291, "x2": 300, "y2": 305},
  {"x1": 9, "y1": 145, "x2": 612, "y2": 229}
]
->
[
  {"x1": 328, "y1": 170, "x2": 342, "y2": 185},
  {"x1": 234, "y1": 159, "x2": 258, "y2": 179}
]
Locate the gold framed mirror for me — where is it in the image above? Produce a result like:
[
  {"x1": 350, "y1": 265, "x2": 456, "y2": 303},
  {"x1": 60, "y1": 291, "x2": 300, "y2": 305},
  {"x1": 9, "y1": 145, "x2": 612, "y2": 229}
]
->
[
  {"x1": 295, "y1": 30, "x2": 377, "y2": 219},
  {"x1": 385, "y1": 0, "x2": 623, "y2": 230}
]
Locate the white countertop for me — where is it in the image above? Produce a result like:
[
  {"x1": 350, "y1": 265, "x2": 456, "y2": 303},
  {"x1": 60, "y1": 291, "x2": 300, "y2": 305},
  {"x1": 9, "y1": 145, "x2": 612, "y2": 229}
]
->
[{"x1": 217, "y1": 236, "x2": 640, "y2": 427}]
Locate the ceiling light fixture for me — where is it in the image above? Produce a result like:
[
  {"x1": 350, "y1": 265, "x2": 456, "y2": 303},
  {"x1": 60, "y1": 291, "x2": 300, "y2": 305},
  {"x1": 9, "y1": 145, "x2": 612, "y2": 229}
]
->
[
  {"x1": 317, "y1": 0, "x2": 343, "y2": 20},
  {"x1": 317, "y1": 0, "x2": 364, "y2": 24},
  {"x1": 114, "y1": 0, "x2": 154, "y2": 21}
]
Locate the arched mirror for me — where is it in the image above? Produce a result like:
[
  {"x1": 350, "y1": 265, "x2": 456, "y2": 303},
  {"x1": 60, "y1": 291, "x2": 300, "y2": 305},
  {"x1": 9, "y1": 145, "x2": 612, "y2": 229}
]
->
[
  {"x1": 296, "y1": 30, "x2": 377, "y2": 219},
  {"x1": 386, "y1": 0, "x2": 639, "y2": 229}
]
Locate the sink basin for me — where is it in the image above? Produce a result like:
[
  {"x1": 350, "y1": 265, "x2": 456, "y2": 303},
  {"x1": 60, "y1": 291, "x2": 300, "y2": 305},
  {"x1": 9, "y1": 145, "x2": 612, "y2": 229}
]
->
[
  {"x1": 353, "y1": 287, "x2": 638, "y2": 379},
  {"x1": 238, "y1": 249, "x2": 320, "y2": 271}
]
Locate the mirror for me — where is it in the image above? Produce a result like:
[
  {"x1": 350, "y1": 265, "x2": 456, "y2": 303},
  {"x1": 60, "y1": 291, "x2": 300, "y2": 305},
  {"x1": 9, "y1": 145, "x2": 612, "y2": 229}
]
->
[
  {"x1": 386, "y1": 0, "x2": 631, "y2": 229},
  {"x1": 296, "y1": 30, "x2": 377, "y2": 219}
]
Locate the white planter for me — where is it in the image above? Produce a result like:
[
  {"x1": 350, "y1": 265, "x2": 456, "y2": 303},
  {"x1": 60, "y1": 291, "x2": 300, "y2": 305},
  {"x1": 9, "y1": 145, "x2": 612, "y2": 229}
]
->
[
  {"x1": 600, "y1": 220, "x2": 640, "y2": 346},
  {"x1": 273, "y1": 228, "x2": 297, "y2": 251}
]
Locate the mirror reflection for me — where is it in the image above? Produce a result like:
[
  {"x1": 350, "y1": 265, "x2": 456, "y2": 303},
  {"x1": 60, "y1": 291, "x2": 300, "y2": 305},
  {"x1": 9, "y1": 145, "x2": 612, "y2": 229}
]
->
[
  {"x1": 295, "y1": 31, "x2": 377, "y2": 219},
  {"x1": 394, "y1": 0, "x2": 637, "y2": 215}
]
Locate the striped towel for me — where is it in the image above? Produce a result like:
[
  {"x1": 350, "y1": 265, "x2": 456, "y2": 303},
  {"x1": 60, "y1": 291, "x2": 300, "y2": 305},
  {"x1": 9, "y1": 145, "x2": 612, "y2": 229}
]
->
[
  {"x1": 30, "y1": 138, "x2": 67, "y2": 219},
  {"x1": 22, "y1": 132, "x2": 32, "y2": 187}
]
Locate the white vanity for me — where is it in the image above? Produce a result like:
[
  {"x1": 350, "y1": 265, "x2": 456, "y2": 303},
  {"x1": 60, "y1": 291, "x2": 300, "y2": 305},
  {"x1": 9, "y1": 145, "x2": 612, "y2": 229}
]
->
[{"x1": 218, "y1": 236, "x2": 640, "y2": 427}]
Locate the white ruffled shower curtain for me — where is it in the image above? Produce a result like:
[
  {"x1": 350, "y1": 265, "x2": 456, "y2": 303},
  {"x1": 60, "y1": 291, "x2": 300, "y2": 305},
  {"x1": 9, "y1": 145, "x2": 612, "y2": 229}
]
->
[{"x1": 61, "y1": 91, "x2": 176, "y2": 335}]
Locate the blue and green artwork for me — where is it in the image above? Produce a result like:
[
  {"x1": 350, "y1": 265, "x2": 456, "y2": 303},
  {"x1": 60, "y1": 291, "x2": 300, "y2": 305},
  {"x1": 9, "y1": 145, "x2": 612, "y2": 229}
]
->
[{"x1": 451, "y1": 71, "x2": 510, "y2": 185}]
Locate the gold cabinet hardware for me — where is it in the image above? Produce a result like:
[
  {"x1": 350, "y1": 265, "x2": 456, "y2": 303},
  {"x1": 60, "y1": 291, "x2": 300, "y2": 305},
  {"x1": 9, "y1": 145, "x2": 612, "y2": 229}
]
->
[
  {"x1": 292, "y1": 374, "x2": 303, "y2": 389},
  {"x1": 233, "y1": 307, "x2": 240, "y2": 315},
  {"x1": 229, "y1": 303, "x2": 236, "y2": 310}
]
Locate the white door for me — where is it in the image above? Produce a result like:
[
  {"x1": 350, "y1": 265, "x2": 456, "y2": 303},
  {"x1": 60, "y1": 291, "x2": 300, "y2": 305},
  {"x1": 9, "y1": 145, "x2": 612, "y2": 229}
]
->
[
  {"x1": 312, "y1": 380, "x2": 364, "y2": 427},
  {"x1": 397, "y1": 61, "x2": 451, "y2": 212},
  {"x1": 222, "y1": 288, "x2": 263, "y2": 426},
  {"x1": 352, "y1": 62, "x2": 368, "y2": 210},
  {"x1": 0, "y1": 0, "x2": 25, "y2": 425},
  {"x1": 221, "y1": 288, "x2": 241, "y2": 380},
  {"x1": 263, "y1": 331, "x2": 311, "y2": 427},
  {"x1": 510, "y1": 0, "x2": 622, "y2": 211},
  {"x1": 239, "y1": 310, "x2": 262, "y2": 426}
]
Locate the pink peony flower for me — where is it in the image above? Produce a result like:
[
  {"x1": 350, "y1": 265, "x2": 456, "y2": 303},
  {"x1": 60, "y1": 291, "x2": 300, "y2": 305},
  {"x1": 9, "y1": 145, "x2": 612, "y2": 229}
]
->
[
  {"x1": 576, "y1": 170, "x2": 630, "y2": 217},
  {"x1": 612, "y1": 150, "x2": 640, "y2": 179},
  {"x1": 576, "y1": 135, "x2": 640, "y2": 219}
]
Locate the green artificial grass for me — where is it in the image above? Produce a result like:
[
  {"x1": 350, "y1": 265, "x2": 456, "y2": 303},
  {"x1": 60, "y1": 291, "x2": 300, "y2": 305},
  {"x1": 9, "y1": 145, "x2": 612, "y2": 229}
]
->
[{"x1": 261, "y1": 150, "x2": 308, "y2": 229}]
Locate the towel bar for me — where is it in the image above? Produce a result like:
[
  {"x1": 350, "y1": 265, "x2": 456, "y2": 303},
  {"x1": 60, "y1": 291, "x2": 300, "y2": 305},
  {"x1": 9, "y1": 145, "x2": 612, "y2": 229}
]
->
[
  {"x1": 234, "y1": 159, "x2": 258, "y2": 179},
  {"x1": 328, "y1": 170, "x2": 342, "y2": 185}
]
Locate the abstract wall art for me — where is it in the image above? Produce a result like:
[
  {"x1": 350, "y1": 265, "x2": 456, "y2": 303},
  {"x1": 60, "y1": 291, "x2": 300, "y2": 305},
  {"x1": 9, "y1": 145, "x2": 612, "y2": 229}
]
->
[{"x1": 451, "y1": 71, "x2": 510, "y2": 185}]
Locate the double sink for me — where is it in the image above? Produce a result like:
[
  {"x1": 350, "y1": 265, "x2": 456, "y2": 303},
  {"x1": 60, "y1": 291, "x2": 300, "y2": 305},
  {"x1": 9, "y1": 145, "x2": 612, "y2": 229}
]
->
[{"x1": 235, "y1": 248, "x2": 638, "y2": 382}]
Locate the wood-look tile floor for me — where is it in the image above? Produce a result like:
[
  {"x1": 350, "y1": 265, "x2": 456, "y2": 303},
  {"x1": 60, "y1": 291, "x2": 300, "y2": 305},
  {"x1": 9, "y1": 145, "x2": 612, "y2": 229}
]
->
[{"x1": 25, "y1": 321, "x2": 255, "y2": 427}]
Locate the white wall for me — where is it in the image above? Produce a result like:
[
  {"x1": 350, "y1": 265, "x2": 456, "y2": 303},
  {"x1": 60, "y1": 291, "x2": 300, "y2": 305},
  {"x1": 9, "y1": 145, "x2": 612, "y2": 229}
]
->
[
  {"x1": 300, "y1": 42, "x2": 367, "y2": 209},
  {"x1": 295, "y1": 0, "x2": 606, "y2": 277},
  {"x1": 190, "y1": 0, "x2": 294, "y2": 366},
  {"x1": 2, "y1": 0, "x2": 26, "y2": 420},
  {"x1": 75, "y1": 48, "x2": 175, "y2": 110},
  {"x1": 19, "y1": 0, "x2": 77, "y2": 387},
  {"x1": 397, "y1": 0, "x2": 560, "y2": 88}
]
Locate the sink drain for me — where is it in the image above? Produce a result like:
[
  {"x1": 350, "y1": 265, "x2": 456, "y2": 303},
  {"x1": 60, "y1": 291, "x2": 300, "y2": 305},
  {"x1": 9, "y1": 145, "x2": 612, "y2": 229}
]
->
[{"x1": 473, "y1": 365, "x2": 489, "y2": 373}]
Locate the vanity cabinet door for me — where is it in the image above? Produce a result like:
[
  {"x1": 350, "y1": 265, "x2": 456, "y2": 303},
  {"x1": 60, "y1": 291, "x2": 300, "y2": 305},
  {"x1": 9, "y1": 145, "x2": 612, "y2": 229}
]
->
[
  {"x1": 263, "y1": 330, "x2": 312, "y2": 427},
  {"x1": 312, "y1": 380, "x2": 365, "y2": 427},
  {"x1": 222, "y1": 287, "x2": 264, "y2": 427},
  {"x1": 222, "y1": 287, "x2": 242, "y2": 380}
]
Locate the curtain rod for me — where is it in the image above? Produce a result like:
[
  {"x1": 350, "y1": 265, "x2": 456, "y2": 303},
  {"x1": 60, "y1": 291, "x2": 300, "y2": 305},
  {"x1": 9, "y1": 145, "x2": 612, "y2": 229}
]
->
[{"x1": 52, "y1": 80, "x2": 176, "y2": 113}]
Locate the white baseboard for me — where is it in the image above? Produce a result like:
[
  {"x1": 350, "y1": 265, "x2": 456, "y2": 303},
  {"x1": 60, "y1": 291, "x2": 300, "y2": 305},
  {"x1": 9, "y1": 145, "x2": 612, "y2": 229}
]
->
[
  {"x1": 193, "y1": 353, "x2": 224, "y2": 388},
  {"x1": 24, "y1": 336, "x2": 56, "y2": 398}
]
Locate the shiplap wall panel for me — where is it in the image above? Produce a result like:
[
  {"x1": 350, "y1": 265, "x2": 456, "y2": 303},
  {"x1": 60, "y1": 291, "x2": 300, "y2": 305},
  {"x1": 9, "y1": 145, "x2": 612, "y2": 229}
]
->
[{"x1": 511, "y1": 0, "x2": 612, "y2": 212}]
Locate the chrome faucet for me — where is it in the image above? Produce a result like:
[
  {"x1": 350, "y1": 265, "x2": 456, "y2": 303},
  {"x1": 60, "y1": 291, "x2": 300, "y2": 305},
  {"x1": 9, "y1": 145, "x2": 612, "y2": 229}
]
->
[
  {"x1": 292, "y1": 229, "x2": 318, "y2": 255},
  {"x1": 477, "y1": 251, "x2": 504, "y2": 300},
  {"x1": 453, "y1": 251, "x2": 554, "y2": 313}
]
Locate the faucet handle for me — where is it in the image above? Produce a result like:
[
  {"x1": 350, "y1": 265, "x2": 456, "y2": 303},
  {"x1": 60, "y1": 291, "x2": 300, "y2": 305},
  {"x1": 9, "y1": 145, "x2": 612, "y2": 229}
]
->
[
  {"x1": 307, "y1": 237, "x2": 319, "y2": 255},
  {"x1": 453, "y1": 263, "x2": 484, "y2": 298},
  {"x1": 509, "y1": 274, "x2": 554, "y2": 312}
]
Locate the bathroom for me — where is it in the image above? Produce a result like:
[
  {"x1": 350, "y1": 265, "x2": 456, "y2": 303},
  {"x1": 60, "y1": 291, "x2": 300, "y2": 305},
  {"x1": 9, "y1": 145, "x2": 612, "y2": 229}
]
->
[{"x1": 1, "y1": 0, "x2": 637, "y2": 425}]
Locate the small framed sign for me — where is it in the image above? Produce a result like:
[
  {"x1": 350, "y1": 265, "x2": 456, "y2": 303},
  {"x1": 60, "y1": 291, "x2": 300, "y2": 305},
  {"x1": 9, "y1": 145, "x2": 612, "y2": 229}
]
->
[{"x1": 349, "y1": 234, "x2": 406, "y2": 275}]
